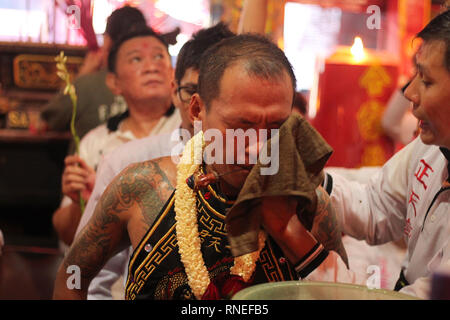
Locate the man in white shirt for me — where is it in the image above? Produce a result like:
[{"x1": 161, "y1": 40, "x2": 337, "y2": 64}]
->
[
  {"x1": 52, "y1": 26, "x2": 180, "y2": 246},
  {"x1": 318, "y1": 11, "x2": 450, "y2": 298},
  {"x1": 236, "y1": 1, "x2": 449, "y2": 298}
]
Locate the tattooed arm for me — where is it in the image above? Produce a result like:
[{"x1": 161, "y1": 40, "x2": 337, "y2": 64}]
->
[
  {"x1": 53, "y1": 170, "x2": 130, "y2": 299},
  {"x1": 53, "y1": 159, "x2": 175, "y2": 299},
  {"x1": 310, "y1": 186, "x2": 349, "y2": 268}
]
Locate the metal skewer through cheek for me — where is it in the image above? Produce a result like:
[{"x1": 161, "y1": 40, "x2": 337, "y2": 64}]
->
[{"x1": 186, "y1": 167, "x2": 249, "y2": 191}]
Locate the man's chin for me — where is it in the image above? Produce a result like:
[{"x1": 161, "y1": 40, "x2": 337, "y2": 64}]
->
[
  {"x1": 419, "y1": 131, "x2": 437, "y2": 146},
  {"x1": 219, "y1": 172, "x2": 250, "y2": 196}
]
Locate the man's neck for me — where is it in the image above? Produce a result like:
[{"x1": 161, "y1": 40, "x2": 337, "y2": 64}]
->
[
  {"x1": 123, "y1": 98, "x2": 172, "y2": 138},
  {"x1": 183, "y1": 124, "x2": 195, "y2": 137}
]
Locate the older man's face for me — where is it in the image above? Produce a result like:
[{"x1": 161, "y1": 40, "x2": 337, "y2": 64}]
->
[
  {"x1": 113, "y1": 36, "x2": 173, "y2": 103},
  {"x1": 196, "y1": 62, "x2": 293, "y2": 196},
  {"x1": 404, "y1": 40, "x2": 450, "y2": 149}
]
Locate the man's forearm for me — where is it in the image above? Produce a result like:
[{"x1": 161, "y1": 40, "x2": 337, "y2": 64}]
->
[
  {"x1": 238, "y1": 0, "x2": 268, "y2": 34},
  {"x1": 310, "y1": 187, "x2": 349, "y2": 267},
  {"x1": 260, "y1": 197, "x2": 324, "y2": 263}
]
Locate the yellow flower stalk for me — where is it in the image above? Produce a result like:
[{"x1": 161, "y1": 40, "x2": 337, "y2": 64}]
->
[{"x1": 55, "y1": 51, "x2": 85, "y2": 213}]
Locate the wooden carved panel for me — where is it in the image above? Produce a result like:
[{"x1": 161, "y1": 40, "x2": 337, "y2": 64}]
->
[{"x1": 13, "y1": 54, "x2": 83, "y2": 90}]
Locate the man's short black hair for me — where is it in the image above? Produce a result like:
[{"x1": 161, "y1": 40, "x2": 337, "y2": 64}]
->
[
  {"x1": 107, "y1": 26, "x2": 169, "y2": 73},
  {"x1": 198, "y1": 33, "x2": 297, "y2": 110},
  {"x1": 174, "y1": 22, "x2": 235, "y2": 84},
  {"x1": 105, "y1": 5, "x2": 147, "y2": 42},
  {"x1": 417, "y1": 9, "x2": 450, "y2": 71}
]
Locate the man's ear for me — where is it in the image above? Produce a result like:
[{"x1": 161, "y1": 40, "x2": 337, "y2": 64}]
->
[
  {"x1": 105, "y1": 72, "x2": 121, "y2": 96},
  {"x1": 189, "y1": 93, "x2": 206, "y2": 124},
  {"x1": 171, "y1": 80, "x2": 179, "y2": 105},
  {"x1": 169, "y1": 65, "x2": 175, "y2": 82}
]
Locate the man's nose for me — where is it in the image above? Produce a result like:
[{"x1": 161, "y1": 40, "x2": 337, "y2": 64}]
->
[
  {"x1": 142, "y1": 57, "x2": 160, "y2": 73},
  {"x1": 246, "y1": 130, "x2": 268, "y2": 163},
  {"x1": 403, "y1": 75, "x2": 420, "y2": 108},
  {"x1": 246, "y1": 139, "x2": 259, "y2": 164}
]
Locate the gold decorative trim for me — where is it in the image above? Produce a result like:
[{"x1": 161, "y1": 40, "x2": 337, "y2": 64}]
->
[
  {"x1": 197, "y1": 202, "x2": 227, "y2": 237},
  {"x1": 207, "y1": 184, "x2": 235, "y2": 205},
  {"x1": 198, "y1": 191, "x2": 227, "y2": 220},
  {"x1": 198, "y1": 165, "x2": 235, "y2": 205},
  {"x1": 125, "y1": 195, "x2": 175, "y2": 299},
  {"x1": 126, "y1": 225, "x2": 178, "y2": 300},
  {"x1": 258, "y1": 240, "x2": 295, "y2": 282},
  {"x1": 127, "y1": 196, "x2": 175, "y2": 272}
]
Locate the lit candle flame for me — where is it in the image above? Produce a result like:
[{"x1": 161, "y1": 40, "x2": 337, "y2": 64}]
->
[{"x1": 351, "y1": 37, "x2": 366, "y2": 62}]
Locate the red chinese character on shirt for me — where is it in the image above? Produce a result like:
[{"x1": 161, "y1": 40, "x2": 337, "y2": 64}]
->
[
  {"x1": 414, "y1": 159, "x2": 434, "y2": 190},
  {"x1": 408, "y1": 189, "x2": 420, "y2": 217}
]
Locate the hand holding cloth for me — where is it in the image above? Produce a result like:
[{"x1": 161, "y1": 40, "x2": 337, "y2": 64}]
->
[{"x1": 226, "y1": 113, "x2": 333, "y2": 257}]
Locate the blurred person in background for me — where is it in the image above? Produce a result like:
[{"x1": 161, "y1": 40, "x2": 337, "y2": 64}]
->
[
  {"x1": 39, "y1": 6, "x2": 148, "y2": 153},
  {"x1": 52, "y1": 26, "x2": 180, "y2": 248}
]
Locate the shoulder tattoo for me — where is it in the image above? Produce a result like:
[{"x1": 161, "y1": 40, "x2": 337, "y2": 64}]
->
[{"x1": 64, "y1": 159, "x2": 175, "y2": 281}]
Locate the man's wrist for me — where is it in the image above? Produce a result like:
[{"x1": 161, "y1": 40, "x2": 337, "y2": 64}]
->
[{"x1": 294, "y1": 243, "x2": 329, "y2": 279}]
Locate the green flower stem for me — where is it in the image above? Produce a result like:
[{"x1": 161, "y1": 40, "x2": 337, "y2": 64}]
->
[
  {"x1": 56, "y1": 51, "x2": 85, "y2": 214},
  {"x1": 68, "y1": 91, "x2": 85, "y2": 213}
]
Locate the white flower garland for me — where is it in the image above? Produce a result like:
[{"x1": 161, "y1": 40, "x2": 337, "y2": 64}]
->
[{"x1": 174, "y1": 131, "x2": 266, "y2": 299}]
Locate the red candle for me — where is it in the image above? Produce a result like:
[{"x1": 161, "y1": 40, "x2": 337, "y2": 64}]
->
[{"x1": 310, "y1": 37, "x2": 399, "y2": 168}]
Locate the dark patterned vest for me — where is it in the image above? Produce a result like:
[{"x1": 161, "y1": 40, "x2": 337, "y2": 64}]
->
[{"x1": 125, "y1": 183, "x2": 296, "y2": 300}]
